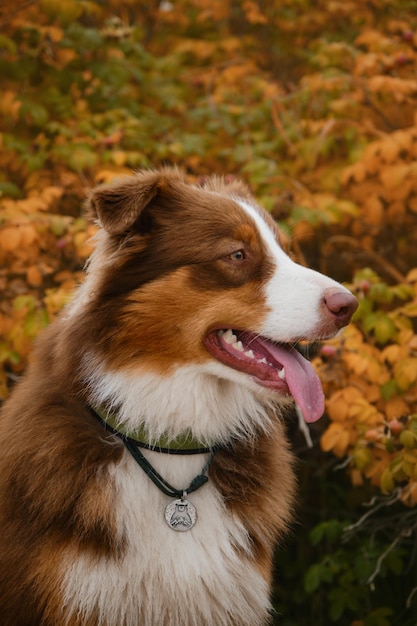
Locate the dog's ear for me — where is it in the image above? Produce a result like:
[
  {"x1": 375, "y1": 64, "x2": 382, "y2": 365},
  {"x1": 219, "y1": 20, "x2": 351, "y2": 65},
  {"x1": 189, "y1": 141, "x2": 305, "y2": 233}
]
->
[{"x1": 86, "y1": 168, "x2": 186, "y2": 235}]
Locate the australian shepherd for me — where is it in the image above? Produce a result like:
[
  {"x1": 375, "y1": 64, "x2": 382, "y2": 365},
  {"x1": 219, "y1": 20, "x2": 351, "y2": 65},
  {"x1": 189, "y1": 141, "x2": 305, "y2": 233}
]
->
[{"x1": 0, "y1": 168, "x2": 357, "y2": 625}]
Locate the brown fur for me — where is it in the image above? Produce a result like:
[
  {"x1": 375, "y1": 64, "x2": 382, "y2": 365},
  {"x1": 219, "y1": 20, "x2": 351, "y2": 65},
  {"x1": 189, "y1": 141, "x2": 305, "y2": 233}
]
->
[{"x1": 0, "y1": 168, "x2": 299, "y2": 625}]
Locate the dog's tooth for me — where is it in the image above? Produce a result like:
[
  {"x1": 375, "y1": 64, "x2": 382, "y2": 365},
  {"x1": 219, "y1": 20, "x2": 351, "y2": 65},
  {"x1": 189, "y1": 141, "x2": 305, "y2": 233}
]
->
[
  {"x1": 278, "y1": 367, "x2": 286, "y2": 380},
  {"x1": 234, "y1": 341, "x2": 244, "y2": 352},
  {"x1": 260, "y1": 357, "x2": 267, "y2": 364},
  {"x1": 245, "y1": 349, "x2": 255, "y2": 359},
  {"x1": 223, "y1": 329, "x2": 237, "y2": 344}
]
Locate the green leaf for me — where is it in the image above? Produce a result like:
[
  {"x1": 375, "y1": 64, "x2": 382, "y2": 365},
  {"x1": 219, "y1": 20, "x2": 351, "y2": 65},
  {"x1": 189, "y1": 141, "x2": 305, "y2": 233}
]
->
[
  {"x1": 0, "y1": 181, "x2": 22, "y2": 198},
  {"x1": 19, "y1": 99, "x2": 49, "y2": 127},
  {"x1": 329, "y1": 590, "x2": 348, "y2": 622},
  {"x1": 380, "y1": 379, "x2": 398, "y2": 401},
  {"x1": 309, "y1": 520, "x2": 344, "y2": 545},
  {"x1": 364, "y1": 607, "x2": 394, "y2": 626},
  {"x1": 363, "y1": 312, "x2": 396, "y2": 344},
  {"x1": 13, "y1": 296, "x2": 37, "y2": 312},
  {"x1": 0, "y1": 34, "x2": 17, "y2": 54},
  {"x1": 304, "y1": 564, "x2": 324, "y2": 593}
]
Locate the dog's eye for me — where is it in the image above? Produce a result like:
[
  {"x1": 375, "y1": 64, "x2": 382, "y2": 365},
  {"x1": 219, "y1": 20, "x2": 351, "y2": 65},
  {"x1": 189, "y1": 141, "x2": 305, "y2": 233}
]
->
[{"x1": 228, "y1": 250, "x2": 245, "y2": 262}]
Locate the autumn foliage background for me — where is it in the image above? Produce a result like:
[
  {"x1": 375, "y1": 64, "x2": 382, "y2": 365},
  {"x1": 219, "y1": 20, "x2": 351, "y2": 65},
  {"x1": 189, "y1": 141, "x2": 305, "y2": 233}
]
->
[{"x1": 2, "y1": 0, "x2": 417, "y2": 624}]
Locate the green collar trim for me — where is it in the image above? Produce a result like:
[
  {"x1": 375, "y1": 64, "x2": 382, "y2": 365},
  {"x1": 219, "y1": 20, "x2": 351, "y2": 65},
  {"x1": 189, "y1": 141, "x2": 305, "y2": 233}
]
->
[{"x1": 91, "y1": 406, "x2": 214, "y2": 455}]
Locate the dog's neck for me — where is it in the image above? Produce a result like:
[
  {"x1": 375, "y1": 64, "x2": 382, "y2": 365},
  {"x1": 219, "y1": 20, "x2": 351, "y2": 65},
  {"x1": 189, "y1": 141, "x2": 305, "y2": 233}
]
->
[
  {"x1": 84, "y1": 360, "x2": 278, "y2": 447},
  {"x1": 91, "y1": 405, "x2": 214, "y2": 454}
]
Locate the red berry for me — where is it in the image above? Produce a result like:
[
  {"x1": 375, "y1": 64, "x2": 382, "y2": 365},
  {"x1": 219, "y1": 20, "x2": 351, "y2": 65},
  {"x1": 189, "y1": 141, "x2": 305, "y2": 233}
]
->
[
  {"x1": 403, "y1": 30, "x2": 414, "y2": 42},
  {"x1": 396, "y1": 53, "x2": 410, "y2": 65},
  {"x1": 389, "y1": 419, "x2": 403, "y2": 436},
  {"x1": 320, "y1": 344, "x2": 337, "y2": 358},
  {"x1": 364, "y1": 429, "x2": 380, "y2": 442}
]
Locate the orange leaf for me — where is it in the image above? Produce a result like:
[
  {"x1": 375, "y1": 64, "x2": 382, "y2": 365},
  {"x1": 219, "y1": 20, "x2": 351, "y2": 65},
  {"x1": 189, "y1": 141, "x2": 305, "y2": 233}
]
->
[
  {"x1": 363, "y1": 195, "x2": 384, "y2": 225},
  {"x1": 19, "y1": 224, "x2": 38, "y2": 247},
  {"x1": 321, "y1": 422, "x2": 350, "y2": 457},
  {"x1": 394, "y1": 357, "x2": 417, "y2": 391},
  {"x1": 406, "y1": 268, "x2": 417, "y2": 282},
  {"x1": 378, "y1": 137, "x2": 400, "y2": 163},
  {"x1": 26, "y1": 266, "x2": 43, "y2": 287},
  {"x1": 408, "y1": 196, "x2": 417, "y2": 214},
  {"x1": 380, "y1": 164, "x2": 410, "y2": 190},
  {"x1": 0, "y1": 226, "x2": 21, "y2": 251},
  {"x1": 387, "y1": 401, "x2": 409, "y2": 429}
]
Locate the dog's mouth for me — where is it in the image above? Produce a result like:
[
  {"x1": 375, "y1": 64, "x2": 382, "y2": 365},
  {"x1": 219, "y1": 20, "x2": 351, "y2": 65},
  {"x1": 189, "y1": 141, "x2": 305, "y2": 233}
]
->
[{"x1": 204, "y1": 329, "x2": 324, "y2": 423}]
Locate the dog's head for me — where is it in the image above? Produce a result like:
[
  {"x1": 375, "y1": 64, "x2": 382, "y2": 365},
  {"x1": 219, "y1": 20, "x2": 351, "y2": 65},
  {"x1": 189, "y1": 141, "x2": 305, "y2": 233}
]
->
[{"x1": 77, "y1": 167, "x2": 356, "y2": 426}]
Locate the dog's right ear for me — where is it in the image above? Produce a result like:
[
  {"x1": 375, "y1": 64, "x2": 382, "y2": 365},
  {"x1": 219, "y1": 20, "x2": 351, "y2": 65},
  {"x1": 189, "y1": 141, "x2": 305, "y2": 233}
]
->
[{"x1": 86, "y1": 168, "x2": 185, "y2": 236}]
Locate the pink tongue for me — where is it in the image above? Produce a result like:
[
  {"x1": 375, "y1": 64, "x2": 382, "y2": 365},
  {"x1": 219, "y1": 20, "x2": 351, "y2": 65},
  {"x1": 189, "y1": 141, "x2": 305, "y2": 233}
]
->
[{"x1": 259, "y1": 340, "x2": 325, "y2": 423}]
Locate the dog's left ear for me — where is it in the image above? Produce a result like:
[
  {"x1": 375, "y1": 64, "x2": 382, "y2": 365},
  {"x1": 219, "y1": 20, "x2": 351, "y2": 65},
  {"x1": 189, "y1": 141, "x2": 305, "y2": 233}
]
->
[{"x1": 86, "y1": 168, "x2": 186, "y2": 235}]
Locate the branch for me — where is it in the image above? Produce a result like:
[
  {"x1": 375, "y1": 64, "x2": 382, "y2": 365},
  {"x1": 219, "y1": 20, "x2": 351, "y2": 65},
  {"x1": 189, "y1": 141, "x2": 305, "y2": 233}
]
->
[
  {"x1": 344, "y1": 488, "x2": 402, "y2": 535},
  {"x1": 367, "y1": 535, "x2": 401, "y2": 585},
  {"x1": 323, "y1": 235, "x2": 406, "y2": 284}
]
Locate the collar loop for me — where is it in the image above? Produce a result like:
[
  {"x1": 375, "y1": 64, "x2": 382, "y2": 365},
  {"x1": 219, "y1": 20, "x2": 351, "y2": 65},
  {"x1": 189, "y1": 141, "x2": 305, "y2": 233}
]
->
[{"x1": 90, "y1": 406, "x2": 214, "y2": 455}]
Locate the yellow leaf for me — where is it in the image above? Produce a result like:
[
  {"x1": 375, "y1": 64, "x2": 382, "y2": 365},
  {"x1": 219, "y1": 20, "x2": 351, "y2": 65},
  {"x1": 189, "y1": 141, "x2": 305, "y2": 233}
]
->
[
  {"x1": 406, "y1": 268, "x2": 417, "y2": 282},
  {"x1": 350, "y1": 398, "x2": 382, "y2": 425},
  {"x1": 403, "y1": 450, "x2": 417, "y2": 463},
  {"x1": 384, "y1": 179, "x2": 412, "y2": 202},
  {"x1": 354, "y1": 447, "x2": 371, "y2": 470},
  {"x1": 320, "y1": 422, "x2": 350, "y2": 457},
  {"x1": 41, "y1": 186, "x2": 63, "y2": 205},
  {"x1": 380, "y1": 467, "x2": 395, "y2": 493},
  {"x1": 385, "y1": 396, "x2": 410, "y2": 420},
  {"x1": 381, "y1": 344, "x2": 402, "y2": 364},
  {"x1": 364, "y1": 449, "x2": 392, "y2": 485},
  {"x1": 369, "y1": 76, "x2": 417, "y2": 96},
  {"x1": 400, "y1": 429, "x2": 417, "y2": 448},
  {"x1": 326, "y1": 391, "x2": 350, "y2": 422},
  {"x1": 380, "y1": 164, "x2": 410, "y2": 190},
  {"x1": 44, "y1": 289, "x2": 72, "y2": 317},
  {"x1": 95, "y1": 168, "x2": 130, "y2": 184},
  {"x1": 19, "y1": 197, "x2": 49, "y2": 213},
  {"x1": 342, "y1": 162, "x2": 367, "y2": 184},
  {"x1": 394, "y1": 357, "x2": 417, "y2": 391},
  {"x1": 110, "y1": 151, "x2": 127, "y2": 166},
  {"x1": 344, "y1": 352, "x2": 368, "y2": 375},
  {"x1": 378, "y1": 137, "x2": 400, "y2": 163}
]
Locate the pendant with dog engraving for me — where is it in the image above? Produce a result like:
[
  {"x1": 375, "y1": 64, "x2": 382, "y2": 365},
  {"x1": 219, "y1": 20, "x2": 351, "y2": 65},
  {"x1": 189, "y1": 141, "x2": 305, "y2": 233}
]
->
[{"x1": 165, "y1": 497, "x2": 197, "y2": 532}]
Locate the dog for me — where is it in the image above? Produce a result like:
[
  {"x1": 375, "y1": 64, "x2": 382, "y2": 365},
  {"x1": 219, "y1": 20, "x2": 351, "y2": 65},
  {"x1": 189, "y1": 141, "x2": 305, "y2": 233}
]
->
[{"x1": 0, "y1": 168, "x2": 357, "y2": 626}]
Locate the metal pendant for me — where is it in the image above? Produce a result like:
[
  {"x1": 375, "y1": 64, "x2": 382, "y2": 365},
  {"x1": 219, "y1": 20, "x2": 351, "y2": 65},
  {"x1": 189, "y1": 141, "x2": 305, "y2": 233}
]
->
[{"x1": 165, "y1": 497, "x2": 197, "y2": 532}]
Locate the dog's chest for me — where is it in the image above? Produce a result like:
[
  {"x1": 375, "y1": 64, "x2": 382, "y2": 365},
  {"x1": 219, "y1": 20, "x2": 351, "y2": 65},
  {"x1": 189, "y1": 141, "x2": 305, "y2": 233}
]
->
[{"x1": 61, "y1": 450, "x2": 271, "y2": 626}]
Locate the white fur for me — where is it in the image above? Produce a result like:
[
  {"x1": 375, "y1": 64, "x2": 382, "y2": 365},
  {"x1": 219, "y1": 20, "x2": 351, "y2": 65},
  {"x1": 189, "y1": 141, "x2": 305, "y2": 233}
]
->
[
  {"x1": 62, "y1": 451, "x2": 271, "y2": 626},
  {"x1": 236, "y1": 198, "x2": 352, "y2": 339},
  {"x1": 85, "y1": 361, "x2": 278, "y2": 445},
  {"x1": 61, "y1": 191, "x2": 347, "y2": 625}
]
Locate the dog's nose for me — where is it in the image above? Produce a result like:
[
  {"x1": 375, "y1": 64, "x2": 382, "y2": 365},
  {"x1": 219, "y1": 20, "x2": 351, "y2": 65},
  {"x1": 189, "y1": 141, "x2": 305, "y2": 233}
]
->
[{"x1": 323, "y1": 287, "x2": 358, "y2": 328}]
